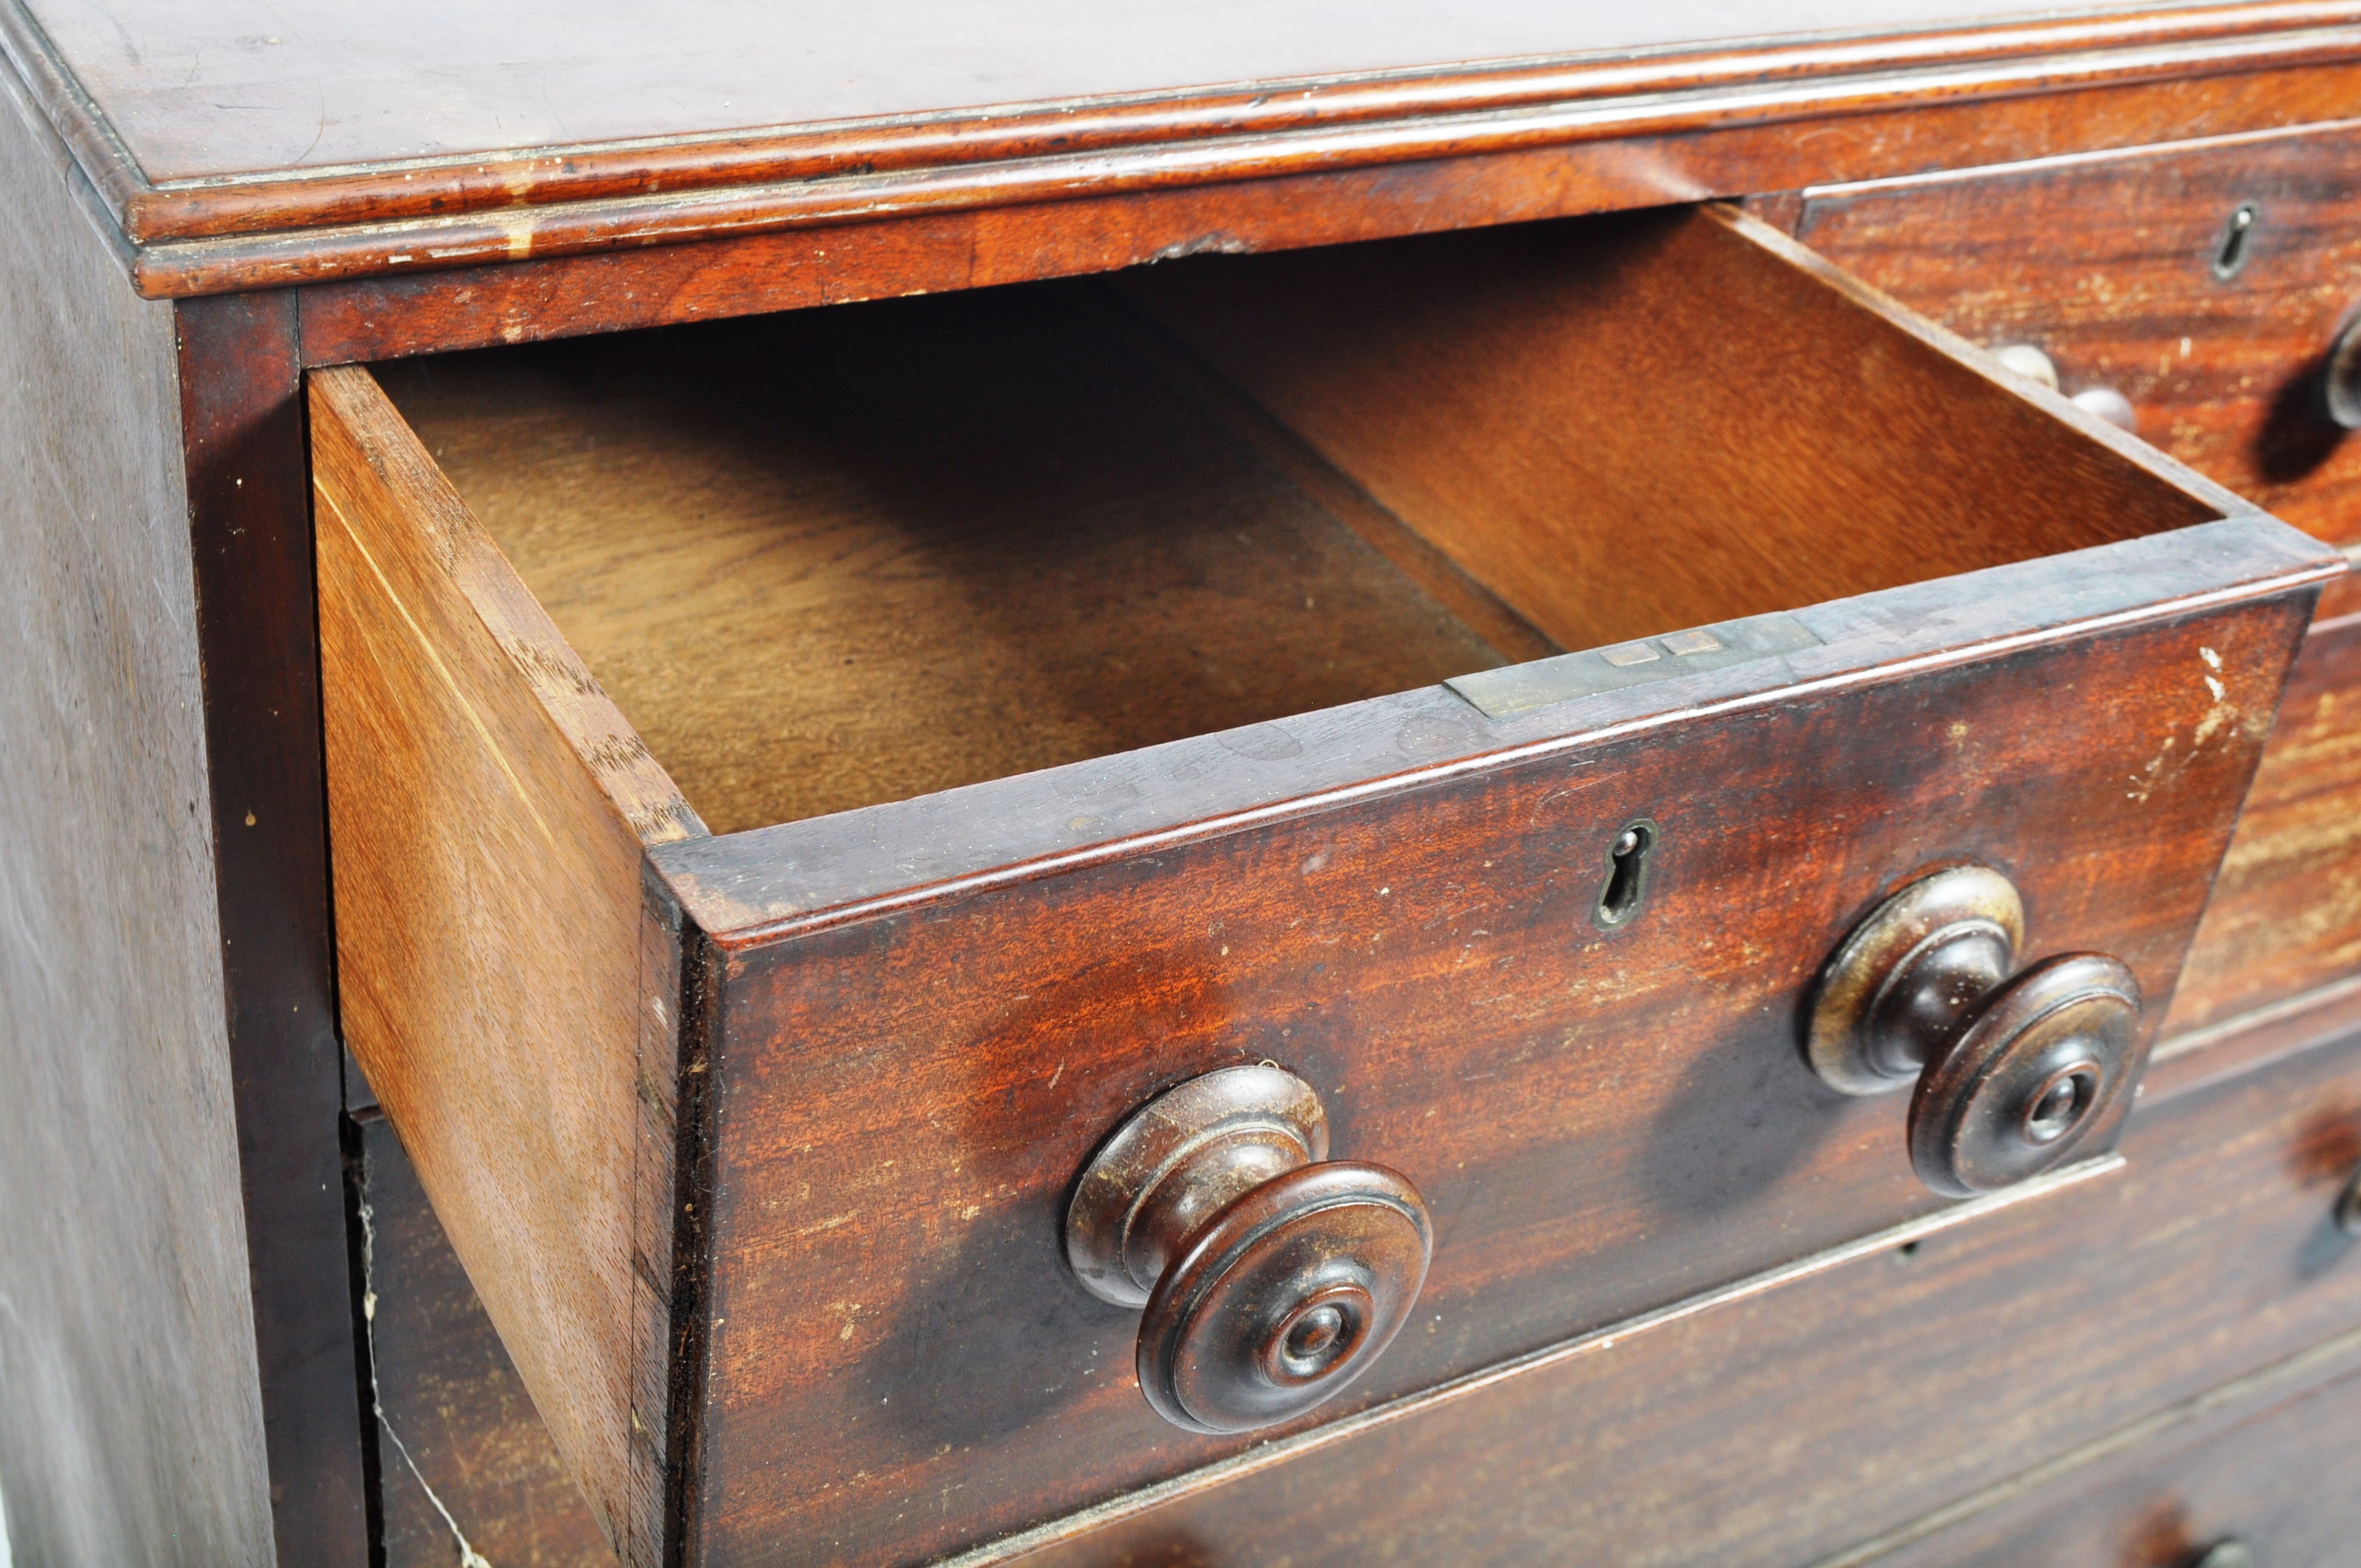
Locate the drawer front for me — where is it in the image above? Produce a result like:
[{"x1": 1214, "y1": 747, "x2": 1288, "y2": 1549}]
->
[
  {"x1": 995, "y1": 1020, "x2": 2361, "y2": 1568},
  {"x1": 2172, "y1": 610, "x2": 2361, "y2": 1035},
  {"x1": 314, "y1": 204, "x2": 2341, "y2": 1566},
  {"x1": 1788, "y1": 121, "x2": 2361, "y2": 620},
  {"x1": 1788, "y1": 132, "x2": 2361, "y2": 1043},
  {"x1": 668, "y1": 577, "x2": 2312, "y2": 1564},
  {"x1": 1863, "y1": 1360, "x2": 2361, "y2": 1568}
]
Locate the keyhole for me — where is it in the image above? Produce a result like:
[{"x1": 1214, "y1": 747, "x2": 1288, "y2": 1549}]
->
[
  {"x1": 2212, "y1": 203, "x2": 2257, "y2": 280},
  {"x1": 1594, "y1": 819, "x2": 1658, "y2": 930}
]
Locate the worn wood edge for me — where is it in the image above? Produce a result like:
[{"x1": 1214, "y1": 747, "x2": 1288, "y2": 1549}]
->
[
  {"x1": 0, "y1": 0, "x2": 148, "y2": 222},
  {"x1": 659, "y1": 929, "x2": 722, "y2": 1568},
  {"x1": 313, "y1": 366, "x2": 697, "y2": 1564},
  {"x1": 915, "y1": 1155, "x2": 2126, "y2": 1567},
  {"x1": 178, "y1": 289, "x2": 373, "y2": 1566},
  {"x1": 1803, "y1": 1315, "x2": 2361, "y2": 1568},
  {"x1": 114, "y1": 26, "x2": 2361, "y2": 299},
  {"x1": 1710, "y1": 202, "x2": 2268, "y2": 523},
  {"x1": 83, "y1": 3, "x2": 2361, "y2": 248},
  {"x1": 2147, "y1": 973, "x2": 2361, "y2": 1104},
  {"x1": 1804, "y1": 102, "x2": 2361, "y2": 197},
  {"x1": 0, "y1": 27, "x2": 140, "y2": 280},
  {"x1": 1098, "y1": 288, "x2": 1562, "y2": 665},
  {"x1": 307, "y1": 365, "x2": 706, "y2": 849},
  {"x1": 654, "y1": 519, "x2": 2340, "y2": 946}
]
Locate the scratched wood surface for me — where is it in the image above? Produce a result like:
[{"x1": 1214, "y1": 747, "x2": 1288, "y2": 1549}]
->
[
  {"x1": 998, "y1": 1017, "x2": 2361, "y2": 1567},
  {"x1": 1784, "y1": 130, "x2": 2361, "y2": 1041},
  {"x1": 0, "y1": 54, "x2": 278, "y2": 1568},
  {"x1": 333, "y1": 193, "x2": 2346, "y2": 1563},
  {"x1": 7, "y1": 0, "x2": 2361, "y2": 298},
  {"x1": 313, "y1": 363, "x2": 702, "y2": 1565},
  {"x1": 371, "y1": 289, "x2": 1514, "y2": 838},
  {"x1": 355, "y1": 1111, "x2": 617, "y2": 1568},
  {"x1": 2166, "y1": 611, "x2": 2361, "y2": 1036},
  {"x1": 670, "y1": 562, "x2": 2319, "y2": 1562},
  {"x1": 14, "y1": 0, "x2": 2170, "y2": 185}
]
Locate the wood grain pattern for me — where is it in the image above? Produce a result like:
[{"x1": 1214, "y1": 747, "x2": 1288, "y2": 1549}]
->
[
  {"x1": 371, "y1": 288, "x2": 1512, "y2": 837},
  {"x1": 19, "y1": 0, "x2": 2322, "y2": 199},
  {"x1": 1792, "y1": 117, "x2": 2361, "y2": 617},
  {"x1": 992, "y1": 1017, "x2": 2361, "y2": 1568},
  {"x1": 178, "y1": 289, "x2": 371, "y2": 1568},
  {"x1": 670, "y1": 542, "x2": 2322, "y2": 1564},
  {"x1": 1136, "y1": 204, "x2": 2224, "y2": 653},
  {"x1": 0, "y1": 52, "x2": 275, "y2": 1568},
  {"x1": 353, "y1": 1110, "x2": 616, "y2": 1568},
  {"x1": 2168, "y1": 611, "x2": 2361, "y2": 1035},
  {"x1": 1855, "y1": 1356, "x2": 2361, "y2": 1567},
  {"x1": 313, "y1": 363, "x2": 700, "y2": 1565},
  {"x1": 8, "y1": 0, "x2": 2361, "y2": 300},
  {"x1": 1785, "y1": 131, "x2": 2361, "y2": 1038},
  {"x1": 243, "y1": 53, "x2": 2361, "y2": 323}
]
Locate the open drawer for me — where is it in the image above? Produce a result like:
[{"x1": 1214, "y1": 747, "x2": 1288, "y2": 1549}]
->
[{"x1": 312, "y1": 204, "x2": 2342, "y2": 1567}]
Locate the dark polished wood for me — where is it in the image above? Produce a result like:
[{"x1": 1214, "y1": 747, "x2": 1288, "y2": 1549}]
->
[
  {"x1": 15, "y1": 4, "x2": 2361, "y2": 1564},
  {"x1": 2171, "y1": 611, "x2": 2361, "y2": 1036},
  {"x1": 280, "y1": 59, "x2": 2361, "y2": 361},
  {"x1": 1788, "y1": 117, "x2": 2361, "y2": 619},
  {"x1": 1860, "y1": 1347, "x2": 2361, "y2": 1566},
  {"x1": 307, "y1": 201, "x2": 2337, "y2": 1561},
  {"x1": 995, "y1": 1018, "x2": 2361, "y2": 1567},
  {"x1": 354, "y1": 1110, "x2": 617, "y2": 1568},
  {"x1": 675, "y1": 553, "x2": 2318, "y2": 1564},
  {"x1": 1066, "y1": 1065, "x2": 1434, "y2": 1435},
  {"x1": 1805, "y1": 866, "x2": 2144, "y2": 1195},
  {"x1": 178, "y1": 288, "x2": 372, "y2": 1568}
]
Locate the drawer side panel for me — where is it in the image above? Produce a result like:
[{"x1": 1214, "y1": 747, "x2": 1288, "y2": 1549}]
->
[{"x1": 311, "y1": 365, "x2": 692, "y2": 1565}]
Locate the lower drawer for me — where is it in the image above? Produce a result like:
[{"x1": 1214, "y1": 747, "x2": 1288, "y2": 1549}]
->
[
  {"x1": 1863, "y1": 1359, "x2": 2361, "y2": 1568},
  {"x1": 998, "y1": 1017, "x2": 2361, "y2": 1567}
]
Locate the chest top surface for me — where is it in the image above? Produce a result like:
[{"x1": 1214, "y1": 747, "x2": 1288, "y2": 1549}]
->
[
  {"x1": 7, "y1": 0, "x2": 2357, "y2": 305},
  {"x1": 20, "y1": 0, "x2": 2135, "y2": 179}
]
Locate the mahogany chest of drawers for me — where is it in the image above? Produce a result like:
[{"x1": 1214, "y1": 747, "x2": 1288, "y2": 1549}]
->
[{"x1": 5, "y1": 4, "x2": 2361, "y2": 1566}]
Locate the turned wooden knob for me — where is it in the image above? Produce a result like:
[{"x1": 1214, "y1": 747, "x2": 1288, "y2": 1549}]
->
[
  {"x1": 2326, "y1": 311, "x2": 2361, "y2": 430},
  {"x1": 1807, "y1": 866, "x2": 2144, "y2": 1197},
  {"x1": 1066, "y1": 1064, "x2": 1432, "y2": 1434}
]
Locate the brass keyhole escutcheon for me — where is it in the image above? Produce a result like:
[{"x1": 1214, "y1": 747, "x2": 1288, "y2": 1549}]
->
[
  {"x1": 1807, "y1": 866, "x2": 2144, "y2": 1197},
  {"x1": 1065, "y1": 1064, "x2": 1432, "y2": 1434}
]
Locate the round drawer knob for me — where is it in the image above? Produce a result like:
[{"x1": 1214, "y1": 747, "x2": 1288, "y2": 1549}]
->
[
  {"x1": 1807, "y1": 866, "x2": 2144, "y2": 1197},
  {"x1": 2334, "y1": 1166, "x2": 2361, "y2": 1236},
  {"x1": 1066, "y1": 1064, "x2": 1432, "y2": 1434},
  {"x1": 2325, "y1": 312, "x2": 2361, "y2": 430}
]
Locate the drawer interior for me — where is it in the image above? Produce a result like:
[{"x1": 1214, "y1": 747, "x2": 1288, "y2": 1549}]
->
[{"x1": 369, "y1": 203, "x2": 2219, "y2": 839}]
